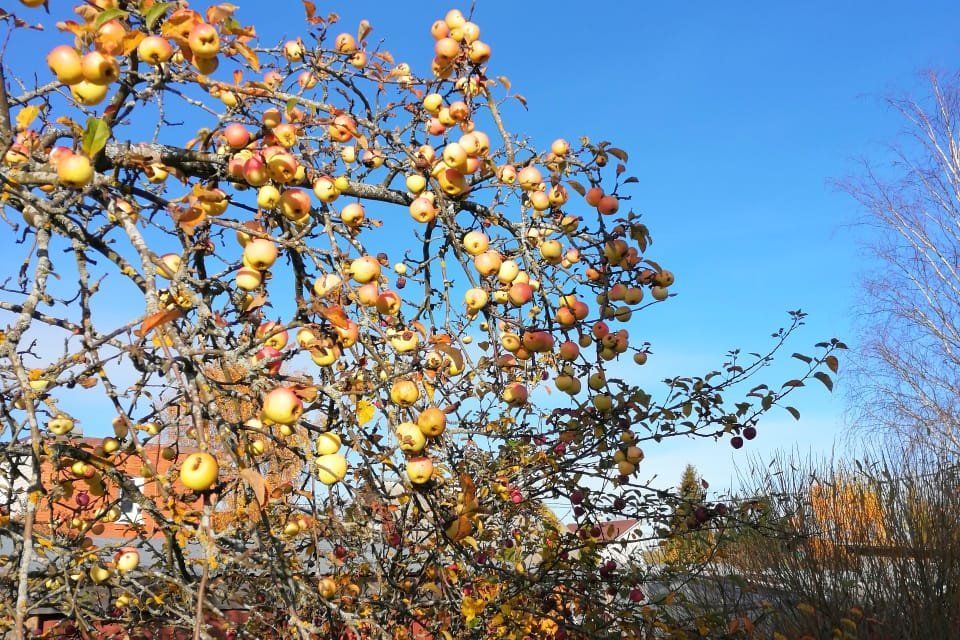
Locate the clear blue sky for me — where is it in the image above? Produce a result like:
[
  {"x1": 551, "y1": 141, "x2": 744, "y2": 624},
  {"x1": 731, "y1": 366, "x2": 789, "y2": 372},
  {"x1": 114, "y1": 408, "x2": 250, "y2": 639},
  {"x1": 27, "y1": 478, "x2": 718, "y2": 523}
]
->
[{"x1": 5, "y1": 1, "x2": 959, "y2": 492}]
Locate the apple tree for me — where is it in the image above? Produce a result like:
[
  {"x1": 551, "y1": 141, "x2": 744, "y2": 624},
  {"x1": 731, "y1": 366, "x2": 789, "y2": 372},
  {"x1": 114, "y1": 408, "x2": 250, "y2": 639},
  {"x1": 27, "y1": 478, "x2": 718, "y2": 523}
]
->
[{"x1": 0, "y1": 1, "x2": 842, "y2": 638}]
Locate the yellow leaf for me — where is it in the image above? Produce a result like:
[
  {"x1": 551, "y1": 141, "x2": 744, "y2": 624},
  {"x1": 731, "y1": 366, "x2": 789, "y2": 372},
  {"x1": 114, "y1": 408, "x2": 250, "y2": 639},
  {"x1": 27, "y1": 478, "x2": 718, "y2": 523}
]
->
[
  {"x1": 16, "y1": 106, "x2": 39, "y2": 131},
  {"x1": 357, "y1": 400, "x2": 375, "y2": 426}
]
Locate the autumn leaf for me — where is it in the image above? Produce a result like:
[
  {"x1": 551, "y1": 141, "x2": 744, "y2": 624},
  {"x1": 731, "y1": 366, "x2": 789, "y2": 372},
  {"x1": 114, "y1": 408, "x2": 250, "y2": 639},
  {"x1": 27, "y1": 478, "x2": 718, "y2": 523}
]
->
[
  {"x1": 136, "y1": 308, "x2": 183, "y2": 337},
  {"x1": 239, "y1": 468, "x2": 267, "y2": 507},
  {"x1": 357, "y1": 399, "x2": 375, "y2": 426},
  {"x1": 16, "y1": 106, "x2": 39, "y2": 131}
]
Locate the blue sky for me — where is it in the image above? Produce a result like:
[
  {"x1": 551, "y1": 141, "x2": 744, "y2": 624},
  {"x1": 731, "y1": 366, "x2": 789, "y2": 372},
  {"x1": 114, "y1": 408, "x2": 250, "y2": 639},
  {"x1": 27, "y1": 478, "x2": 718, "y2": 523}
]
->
[{"x1": 4, "y1": 1, "x2": 959, "y2": 493}]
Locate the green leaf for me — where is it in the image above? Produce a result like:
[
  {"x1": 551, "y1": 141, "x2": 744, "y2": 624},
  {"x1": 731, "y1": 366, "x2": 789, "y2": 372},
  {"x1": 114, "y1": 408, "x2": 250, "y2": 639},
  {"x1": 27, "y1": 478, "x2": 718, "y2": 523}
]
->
[
  {"x1": 94, "y1": 8, "x2": 129, "y2": 29},
  {"x1": 813, "y1": 371, "x2": 834, "y2": 392},
  {"x1": 81, "y1": 118, "x2": 111, "y2": 158},
  {"x1": 143, "y1": 2, "x2": 173, "y2": 30}
]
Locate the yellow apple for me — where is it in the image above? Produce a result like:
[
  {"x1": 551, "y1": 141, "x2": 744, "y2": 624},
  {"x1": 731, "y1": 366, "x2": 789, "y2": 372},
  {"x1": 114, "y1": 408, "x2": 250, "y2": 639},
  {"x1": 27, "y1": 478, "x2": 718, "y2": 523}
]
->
[{"x1": 179, "y1": 452, "x2": 219, "y2": 491}]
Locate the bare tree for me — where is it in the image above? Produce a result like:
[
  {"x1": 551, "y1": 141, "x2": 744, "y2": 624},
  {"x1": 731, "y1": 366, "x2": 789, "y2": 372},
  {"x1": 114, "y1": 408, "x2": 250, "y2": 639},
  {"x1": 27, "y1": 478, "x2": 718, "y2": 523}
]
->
[{"x1": 844, "y1": 71, "x2": 960, "y2": 454}]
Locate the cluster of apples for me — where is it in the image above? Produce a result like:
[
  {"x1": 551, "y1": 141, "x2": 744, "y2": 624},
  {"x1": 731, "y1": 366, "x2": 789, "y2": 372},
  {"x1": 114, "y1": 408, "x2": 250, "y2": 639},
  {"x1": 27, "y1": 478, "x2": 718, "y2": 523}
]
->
[
  {"x1": 393, "y1": 405, "x2": 447, "y2": 485},
  {"x1": 429, "y1": 9, "x2": 491, "y2": 79}
]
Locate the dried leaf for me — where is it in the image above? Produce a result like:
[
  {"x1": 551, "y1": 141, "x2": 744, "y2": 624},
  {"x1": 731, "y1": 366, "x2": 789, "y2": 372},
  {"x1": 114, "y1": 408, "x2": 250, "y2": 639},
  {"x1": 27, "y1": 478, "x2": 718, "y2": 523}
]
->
[
  {"x1": 239, "y1": 468, "x2": 267, "y2": 507},
  {"x1": 136, "y1": 308, "x2": 182, "y2": 337},
  {"x1": 825, "y1": 354, "x2": 839, "y2": 373},
  {"x1": 234, "y1": 40, "x2": 260, "y2": 73}
]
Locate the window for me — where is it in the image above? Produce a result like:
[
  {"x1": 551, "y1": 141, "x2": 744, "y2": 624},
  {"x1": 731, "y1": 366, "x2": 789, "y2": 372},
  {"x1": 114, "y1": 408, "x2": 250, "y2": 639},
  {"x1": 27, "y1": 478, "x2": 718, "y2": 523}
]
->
[{"x1": 118, "y1": 477, "x2": 146, "y2": 524}]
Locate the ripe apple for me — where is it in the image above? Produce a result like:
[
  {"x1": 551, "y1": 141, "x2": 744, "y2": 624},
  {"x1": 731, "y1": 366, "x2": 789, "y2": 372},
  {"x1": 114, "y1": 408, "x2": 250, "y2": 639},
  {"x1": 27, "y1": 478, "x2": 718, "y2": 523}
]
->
[
  {"x1": 473, "y1": 250, "x2": 502, "y2": 276},
  {"x1": 102, "y1": 437, "x2": 120, "y2": 454},
  {"x1": 57, "y1": 155, "x2": 94, "y2": 188},
  {"x1": 223, "y1": 123, "x2": 251, "y2": 150},
  {"x1": 243, "y1": 238, "x2": 278, "y2": 270},
  {"x1": 315, "y1": 432, "x2": 341, "y2": 456},
  {"x1": 438, "y1": 168, "x2": 469, "y2": 197},
  {"x1": 406, "y1": 456, "x2": 434, "y2": 485},
  {"x1": 48, "y1": 415, "x2": 74, "y2": 436},
  {"x1": 388, "y1": 328, "x2": 419, "y2": 352},
  {"x1": 256, "y1": 322, "x2": 289, "y2": 350},
  {"x1": 70, "y1": 80, "x2": 109, "y2": 106},
  {"x1": 508, "y1": 282, "x2": 533, "y2": 306},
  {"x1": 89, "y1": 566, "x2": 112, "y2": 584},
  {"x1": 417, "y1": 406, "x2": 446, "y2": 438},
  {"x1": 284, "y1": 40, "x2": 305, "y2": 61},
  {"x1": 464, "y1": 287, "x2": 489, "y2": 312},
  {"x1": 502, "y1": 383, "x2": 528, "y2": 407},
  {"x1": 81, "y1": 51, "x2": 119, "y2": 85},
  {"x1": 598, "y1": 195, "x2": 619, "y2": 215},
  {"x1": 179, "y1": 452, "x2": 219, "y2": 491},
  {"x1": 315, "y1": 453, "x2": 348, "y2": 485},
  {"x1": 350, "y1": 256, "x2": 381, "y2": 284},
  {"x1": 254, "y1": 346, "x2": 283, "y2": 375},
  {"x1": 409, "y1": 197, "x2": 438, "y2": 223},
  {"x1": 137, "y1": 36, "x2": 174, "y2": 65},
  {"x1": 462, "y1": 231, "x2": 489, "y2": 255},
  {"x1": 585, "y1": 187, "x2": 604, "y2": 206},
  {"x1": 340, "y1": 202, "x2": 365, "y2": 227},
  {"x1": 328, "y1": 114, "x2": 356, "y2": 142},
  {"x1": 257, "y1": 185, "x2": 281, "y2": 209},
  {"x1": 47, "y1": 45, "x2": 83, "y2": 85},
  {"x1": 497, "y1": 260, "x2": 520, "y2": 284},
  {"x1": 396, "y1": 422, "x2": 426, "y2": 453},
  {"x1": 335, "y1": 33, "x2": 358, "y2": 53},
  {"x1": 376, "y1": 290, "x2": 401, "y2": 316},
  {"x1": 319, "y1": 576, "x2": 337, "y2": 598},
  {"x1": 313, "y1": 273, "x2": 342, "y2": 298},
  {"x1": 235, "y1": 266, "x2": 263, "y2": 291},
  {"x1": 188, "y1": 23, "x2": 220, "y2": 58},
  {"x1": 390, "y1": 379, "x2": 420, "y2": 406},
  {"x1": 468, "y1": 41, "x2": 491, "y2": 64},
  {"x1": 115, "y1": 548, "x2": 140, "y2": 574},
  {"x1": 262, "y1": 387, "x2": 303, "y2": 425},
  {"x1": 280, "y1": 188, "x2": 312, "y2": 220},
  {"x1": 517, "y1": 166, "x2": 542, "y2": 190},
  {"x1": 313, "y1": 176, "x2": 340, "y2": 203}
]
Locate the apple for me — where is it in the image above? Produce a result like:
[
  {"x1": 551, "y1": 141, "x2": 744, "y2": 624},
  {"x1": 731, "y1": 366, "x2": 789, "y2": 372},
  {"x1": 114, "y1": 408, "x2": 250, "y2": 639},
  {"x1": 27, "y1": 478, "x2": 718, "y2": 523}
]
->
[
  {"x1": 340, "y1": 202, "x2": 365, "y2": 227},
  {"x1": 464, "y1": 287, "x2": 489, "y2": 312},
  {"x1": 315, "y1": 453, "x2": 348, "y2": 485},
  {"x1": 376, "y1": 290, "x2": 401, "y2": 316},
  {"x1": 280, "y1": 188, "x2": 312, "y2": 220},
  {"x1": 188, "y1": 23, "x2": 220, "y2": 58},
  {"x1": 473, "y1": 250, "x2": 502, "y2": 276},
  {"x1": 115, "y1": 548, "x2": 139, "y2": 574},
  {"x1": 81, "y1": 51, "x2": 119, "y2": 85},
  {"x1": 273, "y1": 123, "x2": 298, "y2": 148},
  {"x1": 267, "y1": 151, "x2": 298, "y2": 184},
  {"x1": 508, "y1": 282, "x2": 533, "y2": 306},
  {"x1": 350, "y1": 256, "x2": 380, "y2": 284},
  {"x1": 257, "y1": 185, "x2": 281, "y2": 209},
  {"x1": 559, "y1": 341, "x2": 580, "y2": 361},
  {"x1": 598, "y1": 195, "x2": 619, "y2": 215},
  {"x1": 179, "y1": 452, "x2": 219, "y2": 491},
  {"x1": 48, "y1": 415, "x2": 74, "y2": 436},
  {"x1": 319, "y1": 577, "x2": 337, "y2": 598},
  {"x1": 502, "y1": 383, "x2": 528, "y2": 407},
  {"x1": 540, "y1": 240, "x2": 563, "y2": 262},
  {"x1": 396, "y1": 422, "x2": 426, "y2": 453},
  {"x1": 223, "y1": 123, "x2": 251, "y2": 150},
  {"x1": 438, "y1": 168, "x2": 468, "y2": 197},
  {"x1": 284, "y1": 40, "x2": 305, "y2": 61},
  {"x1": 435, "y1": 37, "x2": 460, "y2": 61},
  {"x1": 313, "y1": 176, "x2": 340, "y2": 203},
  {"x1": 313, "y1": 273, "x2": 343, "y2": 298},
  {"x1": 243, "y1": 238, "x2": 278, "y2": 270},
  {"x1": 262, "y1": 387, "x2": 303, "y2": 425},
  {"x1": 243, "y1": 156, "x2": 268, "y2": 186},
  {"x1": 390, "y1": 379, "x2": 420, "y2": 406},
  {"x1": 328, "y1": 114, "x2": 356, "y2": 142},
  {"x1": 57, "y1": 155, "x2": 94, "y2": 188},
  {"x1": 406, "y1": 457, "x2": 434, "y2": 485},
  {"x1": 497, "y1": 164, "x2": 517, "y2": 184},
  {"x1": 409, "y1": 197, "x2": 438, "y2": 223},
  {"x1": 388, "y1": 328, "x2": 419, "y2": 352},
  {"x1": 102, "y1": 437, "x2": 120, "y2": 454},
  {"x1": 423, "y1": 93, "x2": 444, "y2": 114},
  {"x1": 517, "y1": 166, "x2": 542, "y2": 190},
  {"x1": 47, "y1": 45, "x2": 83, "y2": 85},
  {"x1": 89, "y1": 566, "x2": 112, "y2": 584},
  {"x1": 137, "y1": 36, "x2": 174, "y2": 65},
  {"x1": 310, "y1": 342, "x2": 341, "y2": 366},
  {"x1": 335, "y1": 33, "x2": 358, "y2": 53},
  {"x1": 551, "y1": 139, "x2": 570, "y2": 156},
  {"x1": 468, "y1": 41, "x2": 491, "y2": 64},
  {"x1": 417, "y1": 406, "x2": 446, "y2": 438},
  {"x1": 155, "y1": 253, "x2": 182, "y2": 279},
  {"x1": 193, "y1": 55, "x2": 219, "y2": 75},
  {"x1": 462, "y1": 231, "x2": 489, "y2": 255},
  {"x1": 254, "y1": 346, "x2": 283, "y2": 375},
  {"x1": 497, "y1": 260, "x2": 520, "y2": 284},
  {"x1": 585, "y1": 187, "x2": 604, "y2": 207},
  {"x1": 256, "y1": 322, "x2": 289, "y2": 350},
  {"x1": 315, "y1": 432, "x2": 341, "y2": 456},
  {"x1": 235, "y1": 267, "x2": 262, "y2": 291}
]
